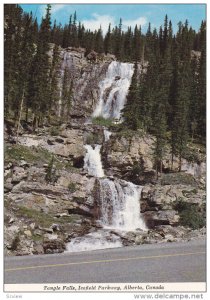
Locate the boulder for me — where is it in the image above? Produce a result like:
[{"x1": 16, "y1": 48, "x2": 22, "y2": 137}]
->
[{"x1": 43, "y1": 238, "x2": 66, "y2": 254}]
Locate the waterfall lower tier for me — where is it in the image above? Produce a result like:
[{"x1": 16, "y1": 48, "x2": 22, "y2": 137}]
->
[
  {"x1": 66, "y1": 230, "x2": 122, "y2": 252},
  {"x1": 98, "y1": 178, "x2": 147, "y2": 231},
  {"x1": 67, "y1": 131, "x2": 146, "y2": 253},
  {"x1": 92, "y1": 61, "x2": 134, "y2": 119}
]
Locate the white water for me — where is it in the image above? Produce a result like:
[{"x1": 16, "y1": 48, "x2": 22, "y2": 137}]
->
[
  {"x1": 98, "y1": 179, "x2": 147, "y2": 231},
  {"x1": 93, "y1": 61, "x2": 134, "y2": 119},
  {"x1": 67, "y1": 60, "x2": 146, "y2": 253},
  {"x1": 66, "y1": 230, "x2": 122, "y2": 252},
  {"x1": 84, "y1": 144, "x2": 104, "y2": 178},
  {"x1": 104, "y1": 129, "x2": 112, "y2": 142}
]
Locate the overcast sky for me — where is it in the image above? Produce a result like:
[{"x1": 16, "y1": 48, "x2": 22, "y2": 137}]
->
[{"x1": 20, "y1": 4, "x2": 206, "y2": 34}]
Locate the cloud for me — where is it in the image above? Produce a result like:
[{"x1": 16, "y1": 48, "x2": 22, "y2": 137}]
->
[
  {"x1": 39, "y1": 4, "x2": 72, "y2": 18},
  {"x1": 51, "y1": 5, "x2": 67, "y2": 15},
  {"x1": 81, "y1": 13, "x2": 115, "y2": 34},
  {"x1": 122, "y1": 16, "x2": 147, "y2": 29},
  {"x1": 81, "y1": 13, "x2": 147, "y2": 34}
]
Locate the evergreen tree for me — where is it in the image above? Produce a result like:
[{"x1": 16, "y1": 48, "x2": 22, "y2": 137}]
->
[
  {"x1": 104, "y1": 23, "x2": 112, "y2": 54},
  {"x1": 171, "y1": 61, "x2": 191, "y2": 171},
  {"x1": 94, "y1": 27, "x2": 104, "y2": 53},
  {"x1": 122, "y1": 62, "x2": 140, "y2": 129},
  {"x1": 28, "y1": 4, "x2": 52, "y2": 128}
]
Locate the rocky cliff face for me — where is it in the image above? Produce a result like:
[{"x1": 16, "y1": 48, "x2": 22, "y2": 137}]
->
[{"x1": 4, "y1": 47, "x2": 206, "y2": 256}]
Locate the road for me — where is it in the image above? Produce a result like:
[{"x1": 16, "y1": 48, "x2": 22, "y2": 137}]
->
[{"x1": 4, "y1": 239, "x2": 206, "y2": 284}]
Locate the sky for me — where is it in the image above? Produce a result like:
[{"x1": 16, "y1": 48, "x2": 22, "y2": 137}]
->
[{"x1": 20, "y1": 3, "x2": 206, "y2": 34}]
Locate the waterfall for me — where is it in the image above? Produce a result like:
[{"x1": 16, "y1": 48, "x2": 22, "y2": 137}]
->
[
  {"x1": 98, "y1": 179, "x2": 147, "y2": 231},
  {"x1": 66, "y1": 60, "x2": 147, "y2": 253},
  {"x1": 92, "y1": 61, "x2": 134, "y2": 119},
  {"x1": 104, "y1": 129, "x2": 112, "y2": 142},
  {"x1": 84, "y1": 144, "x2": 104, "y2": 178}
]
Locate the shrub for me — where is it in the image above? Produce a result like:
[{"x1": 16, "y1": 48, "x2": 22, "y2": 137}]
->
[
  {"x1": 50, "y1": 126, "x2": 60, "y2": 136},
  {"x1": 174, "y1": 199, "x2": 205, "y2": 230},
  {"x1": 45, "y1": 155, "x2": 57, "y2": 183},
  {"x1": 68, "y1": 182, "x2": 77, "y2": 193},
  {"x1": 85, "y1": 133, "x2": 100, "y2": 145},
  {"x1": 11, "y1": 234, "x2": 20, "y2": 251}
]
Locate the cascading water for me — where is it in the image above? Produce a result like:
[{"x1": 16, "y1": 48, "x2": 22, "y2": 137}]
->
[
  {"x1": 67, "y1": 138, "x2": 146, "y2": 252},
  {"x1": 98, "y1": 179, "x2": 147, "y2": 231},
  {"x1": 66, "y1": 60, "x2": 147, "y2": 253},
  {"x1": 100, "y1": 129, "x2": 146, "y2": 231},
  {"x1": 92, "y1": 61, "x2": 134, "y2": 119},
  {"x1": 84, "y1": 144, "x2": 104, "y2": 178},
  {"x1": 104, "y1": 129, "x2": 112, "y2": 142}
]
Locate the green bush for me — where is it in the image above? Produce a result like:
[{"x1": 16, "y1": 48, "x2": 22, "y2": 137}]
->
[
  {"x1": 45, "y1": 155, "x2": 56, "y2": 183},
  {"x1": 131, "y1": 160, "x2": 144, "y2": 177},
  {"x1": 68, "y1": 182, "x2": 77, "y2": 193},
  {"x1": 174, "y1": 199, "x2": 205, "y2": 230},
  {"x1": 85, "y1": 133, "x2": 100, "y2": 145},
  {"x1": 11, "y1": 234, "x2": 20, "y2": 251},
  {"x1": 50, "y1": 126, "x2": 60, "y2": 136}
]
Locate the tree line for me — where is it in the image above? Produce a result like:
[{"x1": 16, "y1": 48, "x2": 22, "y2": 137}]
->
[
  {"x1": 123, "y1": 16, "x2": 206, "y2": 172},
  {"x1": 4, "y1": 4, "x2": 206, "y2": 155}
]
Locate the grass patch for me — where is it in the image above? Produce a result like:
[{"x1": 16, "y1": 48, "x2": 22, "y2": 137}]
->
[
  {"x1": 5, "y1": 143, "x2": 51, "y2": 165},
  {"x1": 92, "y1": 116, "x2": 113, "y2": 127},
  {"x1": 16, "y1": 206, "x2": 77, "y2": 227},
  {"x1": 16, "y1": 206, "x2": 56, "y2": 228},
  {"x1": 32, "y1": 234, "x2": 43, "y2": 242},
  {"x1": 4, "y1": 143, "x2": 67, "y2": 171}
]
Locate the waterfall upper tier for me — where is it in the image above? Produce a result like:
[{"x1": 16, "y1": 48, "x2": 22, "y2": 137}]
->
[{"x1": 93, "y1": 61, "x2": 134, "y2": 119}]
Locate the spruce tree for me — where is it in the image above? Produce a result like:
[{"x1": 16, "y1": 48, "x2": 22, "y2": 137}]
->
[
  {"x1": 122, "y1": 62, "x2": 139, "y2": 130},
  {"x1": 28, "y1": 4, "x2": 52, "y2": 128}
]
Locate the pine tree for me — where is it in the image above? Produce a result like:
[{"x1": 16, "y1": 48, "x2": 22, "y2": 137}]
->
[
  {"x1": 27, "y1": 4, "x2": 52, "y2": 128},
  {"x1": 197, "y1": 21, "x2": 206, "y2": 139},
  {"x1": 4, "y1": 4, "x2": 24, "y2": 118},
  {"x1": 104, "y1": 23, "x2": 112, "y2": 54},
  {"x1": 122, "y1": 62, "x2": 140, "y2": 130},
  {"x1": 171, "y1": 61, "x2": 191, "y2": 171},
  {"x1": 94, "y1": 27, "x2": 104, "y2": 53}
]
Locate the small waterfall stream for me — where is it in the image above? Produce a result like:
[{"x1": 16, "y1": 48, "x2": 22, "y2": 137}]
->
[
  {"x1": 67, "y1": 60, "x2": 147, "y2": 253},
  {"x1": 84, "y1": 145, "x2": 104, "y2": 178}
]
